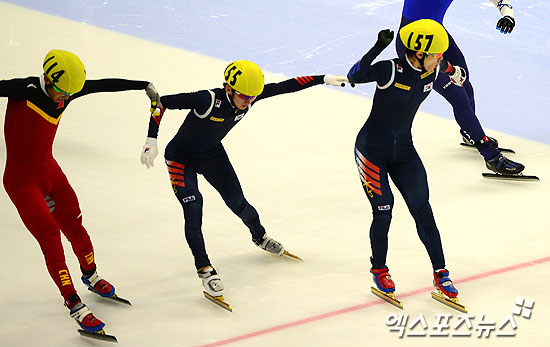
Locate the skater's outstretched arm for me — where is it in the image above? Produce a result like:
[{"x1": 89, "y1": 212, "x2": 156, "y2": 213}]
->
[
  {"x1": 140, "y1": 90, "x2": 213, "y2": 168},
  {"x1": 489, "y1": 0, "x2": 515, "y2": 34},
  {"x1": 256, "y1": 74, "x2": 349, "y2": 101},
  {"x1": 0, "y1": 78, "x2": 33, "y2": 99},
  {"x1": 347, "y1": 29, "x2": 395, "y2": 85}
]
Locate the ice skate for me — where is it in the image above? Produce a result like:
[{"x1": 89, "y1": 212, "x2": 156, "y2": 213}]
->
[
  {"x1": 65, "y1": 294, "x2": 117, "y2": 342},
  {"x1": 82, "y1": 269, "x2": 131, "y2": 305},
  {"x1": 370, "y1": 267, "x2": 403, "y2": 309},
  {"x1": 460, "y1": 134, "x2": 515, "y2": 153},
  {"x1": 198, "y1": 266, "x2": 232, "y2": 312},
  {"x1": 253, "y1": 234, "x2": 302, "y2": 261},
  {"x1": 483, "y1": 154, "x2": 538, "y2": 181},
  {"x1": 431, "y1": 269, "x2": 467, "y2": 313}
]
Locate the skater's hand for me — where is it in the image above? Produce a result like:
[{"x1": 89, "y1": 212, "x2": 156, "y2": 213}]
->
[
  {"x1": 145, "y1": 82, "x2": 163, "y2": 116},
  {"x1": 448, "y1": 65, "x2": 467, "y2": 87},
  {"x1": 496, "y1": 16, "x2": 515, "y2": 34},
  {"x1": 324, "y1": 74, "x2": 351, "y2": 87},
  {"x1": 376, "y1": 29, "x2": 394, "y2": 49},
  {"x1": 140, "y1": 137, "x2": 158, "y2": 169}
]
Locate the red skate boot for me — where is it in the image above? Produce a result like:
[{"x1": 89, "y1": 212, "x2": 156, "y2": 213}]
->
[
  {"x1": 65, "y1": 294, "x2": 117, "y2": 342},
  {"x1": 81, "y1": 268, "x2": 131, "y2": 305},
  {"x1": 370, "y1": 267, "x2": 402, "y2": 309},
  {"x1": 431, "y1": 269, "x2": 467, "y2": 312}
]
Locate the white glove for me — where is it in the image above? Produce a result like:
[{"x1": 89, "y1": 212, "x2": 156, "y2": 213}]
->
[
  {"x1": 323, "y1": 74, "x2": 350, "y2": 87},
  {"x1": 449, "y1": 66, "x2": 467, "y2": 87},
  {"x1": 140, "y1": 137, "x2": 159, "y2": 169},
  {"x1": 145, "y1": 83, "x2": 163, "y2": 116}
]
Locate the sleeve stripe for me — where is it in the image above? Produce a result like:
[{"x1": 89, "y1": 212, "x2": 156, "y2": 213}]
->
[{"x1": 294, "y1": 76, "x2": 314, "y2": 85}]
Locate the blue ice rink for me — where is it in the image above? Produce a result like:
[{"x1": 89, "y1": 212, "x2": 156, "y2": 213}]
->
[{"x1": 6, "y1": 0, "x2": 550, "y2": 144}]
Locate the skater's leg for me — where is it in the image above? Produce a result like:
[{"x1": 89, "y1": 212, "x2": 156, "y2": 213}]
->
[
  {"x1": 48, "y1": 164, "x2": 95, "y2": 272},
  {"x1": 389, "y1": 148, "x2": 446, "y2": 271},
  {"x1": 354, "y1": 147, "x2": 393, "y2": 270},
  {"x1": 166, "y1": 159, "x2": 211, "y2": 270},
  {"x1": 202, "y1": 146, "x2": 266, "y2": 241},
  {"x1": 434, "y1": 34, "x2": 500, "y2": 161},
  {"x1": 3, "y1": 180, "x2": 79, "y2": 300},
  {"x1": 47, "y1": 164, "x2": 116, "y2": 298}
]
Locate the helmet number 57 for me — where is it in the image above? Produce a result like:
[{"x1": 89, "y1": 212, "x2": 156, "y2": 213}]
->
[{"x1": 407, "y1": 33, "x2": 434, "y2": 52}]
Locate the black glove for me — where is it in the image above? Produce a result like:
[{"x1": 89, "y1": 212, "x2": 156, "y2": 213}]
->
[
  {"x1": 376, "y1": 29, "x2": 394, "y2": 49},
  {"x1": 496, "y1": 16, "x2": 515, "y2": 34}
]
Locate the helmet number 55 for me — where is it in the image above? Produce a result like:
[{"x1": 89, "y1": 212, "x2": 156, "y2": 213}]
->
[{"x1": 224, "y1": 66, "x2": 242, "y2": 87}]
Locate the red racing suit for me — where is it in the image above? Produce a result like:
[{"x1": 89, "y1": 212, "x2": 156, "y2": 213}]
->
[{"x1": 1, "y1": 76, "x2": 148, "y2": 299}]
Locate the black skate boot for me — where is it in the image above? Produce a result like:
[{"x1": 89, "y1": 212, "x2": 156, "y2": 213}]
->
[
  {"x1": 462, "y1": 134, "x2": 499, "y2": 149},
  {"x1": 486, "y1": 154, "x2": 525, "y2": 175}
]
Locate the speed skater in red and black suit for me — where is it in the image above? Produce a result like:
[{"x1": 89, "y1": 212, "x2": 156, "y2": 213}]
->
[{"x1": 1, "y1": 49, "x2": 161, "y2": 335}]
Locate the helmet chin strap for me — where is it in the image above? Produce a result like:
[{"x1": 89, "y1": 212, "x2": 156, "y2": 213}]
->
[
  {"x1": 225, "y1": 84, "x2": 238, "y2": 109},
  {"x1": 418, "y1": 53, "x2": 428, "y2": 73}
]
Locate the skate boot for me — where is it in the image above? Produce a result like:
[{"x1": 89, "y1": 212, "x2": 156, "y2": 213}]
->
[
  {"x1": 198, "y1": 266, "x2": 232, "y2": 311},
  {"x1": 81, "y1": 269, "x2": 115, "y2": 298},
  {"x1": 198, "y1": 266, "x2": 224, "y2": 297},
  {"x1": 486, "y1": 153, "x2": 525, "y2": 175},
  {"x1": 253, "y1": 234, "x2": 285, "y2": 256},
  {"x1": 370, "y1": 267, "x2": 402, "y2": 309},
  {"x1": 370, "y1": 267, "x2": 395, "y2": 293},
  {"x1": 462, "y1": 134, "x2": 499, "y2": 149},
  {"x1": 431, "y1": 269, "x2": 467, "y2": 313},
  {"x1": 65, "y1": 294, "x2": 105, "y2": 333},
  {"x1": 433, "y1": 269, "x2": 458, "y2": 298}
]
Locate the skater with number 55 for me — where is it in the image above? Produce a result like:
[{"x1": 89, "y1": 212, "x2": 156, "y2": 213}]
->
[
  {"x1": 348, "y1": 20, "x2": 467, "y2": 312},
  {"x1": 140, "y1": 60, "x2": 349, "y2": 311}
]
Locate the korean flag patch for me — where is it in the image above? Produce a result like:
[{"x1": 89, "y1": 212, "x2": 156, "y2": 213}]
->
[
  {"x1": 423, "y1": 82, "x2": 433, "y2": 92},
  {"x1": 215, "y1": 99, "x2": 221, "y2": 108}
]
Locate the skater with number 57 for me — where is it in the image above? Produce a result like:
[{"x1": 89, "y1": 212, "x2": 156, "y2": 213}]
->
[{"x1": 348, "y1": 20, "x2": 467, "y2": 312}]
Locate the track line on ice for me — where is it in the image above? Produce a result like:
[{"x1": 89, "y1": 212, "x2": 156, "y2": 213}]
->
[{"x1": 194, "y1": 256, "x2": 550, "y2": 347}]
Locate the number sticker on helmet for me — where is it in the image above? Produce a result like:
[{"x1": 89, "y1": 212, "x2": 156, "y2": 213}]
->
[
  {"x1": 225, "y1": 65, "x2": 242, "y2": 87},
  {"x1": 407, "y1": 33, "x2": 434, "y2": 52}
]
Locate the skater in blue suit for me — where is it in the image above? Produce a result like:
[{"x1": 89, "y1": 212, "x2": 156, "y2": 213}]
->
[
  {"x1": 396, "y1": 0, "x2": 524, "y2": 176},
  {"x1": 348, "y1": 20, "x2": 467, "y2": 309}
]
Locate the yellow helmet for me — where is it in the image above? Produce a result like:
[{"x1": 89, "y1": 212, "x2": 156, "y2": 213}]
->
[
  {"x1": 223, "y1": 60, "x2": 264, "y2": 96},
  {"x1": 399, "y1": 19, "x2": 449, "y2": 54},
  {"x1": 43, "y1": 49, "x2": 86, "y2": 95}
]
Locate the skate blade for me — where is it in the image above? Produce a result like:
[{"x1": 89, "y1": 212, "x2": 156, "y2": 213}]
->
[
  {"x1": 371, "y1": 287, "x2": 403, "y2": 309},
  {"x1": 281, "y1": 250, "x2": 303, "y2": 261},
  {"x1": 78, "y1": 329, "x2": 118, "y2": 343},
  {"x1": 203, "y1": 291, "x2": 233, "y2": 312},
  {"x1": 431, "y1": 291, "x2": 467, "y2": 313},
  {"x1": 482, "y1": 173, "x2": 539, "y2": 181},
  {"x1": 87, "y1": 288, "x2": 132, "y2": 305},
  {"x1": 110, "y1": 294, "x2": 132, "y2": 306},
  {"x1": 460, "y1": 142, "x2": 515, "y2": 154}
]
